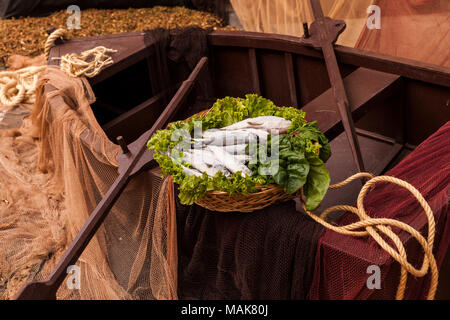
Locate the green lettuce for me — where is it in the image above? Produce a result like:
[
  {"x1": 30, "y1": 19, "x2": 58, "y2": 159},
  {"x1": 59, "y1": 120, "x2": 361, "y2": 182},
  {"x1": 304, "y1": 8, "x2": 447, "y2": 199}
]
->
[{"x1": 148, "y1": 94, "x2": 331, "y2": 208}]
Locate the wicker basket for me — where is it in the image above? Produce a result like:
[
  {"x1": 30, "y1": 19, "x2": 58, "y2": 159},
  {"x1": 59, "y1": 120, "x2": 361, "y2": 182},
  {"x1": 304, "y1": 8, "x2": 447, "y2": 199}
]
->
[
  {"x1": 171, "y1": 109, "x2": 299, "y2": 213},
  {"x1": 195, "y1": 185, "x2": 299, "y2": 213}
]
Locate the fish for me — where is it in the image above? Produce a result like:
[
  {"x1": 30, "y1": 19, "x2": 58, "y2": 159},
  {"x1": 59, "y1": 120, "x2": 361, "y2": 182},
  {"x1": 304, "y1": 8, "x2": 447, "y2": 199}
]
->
[
  {"x1": 180, "y1": 164, "x2": 203, "y2": 177},
  {"x1": 182, "y1": 149, "x2": 231, "y2": 177},
  {"x1": 240, "y1": 128, "x2": 269, "y2": 143},
  {"x1": 207, "y1": 145, "x2": 253, "y2": 177},
  {"x1": 221, "y1": 116, "x2": 292, "y2": 133},
  {"x1": 202, "y1": 129, "x2": 258, "y2": 146},
  {"x1": 168, "y1": 153, "x2": 203, "y2": 177},
  {"x1": 222, "y1": 144, "x2": 248, "y2": 155},
  {"x1": 230, "y1": 154, "x2": 251, "y2": 164}
]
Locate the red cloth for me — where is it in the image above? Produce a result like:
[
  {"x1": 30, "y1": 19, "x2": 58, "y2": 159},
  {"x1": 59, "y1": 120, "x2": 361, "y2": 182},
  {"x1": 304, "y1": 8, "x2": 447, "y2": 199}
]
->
[{"x1": 308, "y1": 122, "x2": 450, "y2": 300}]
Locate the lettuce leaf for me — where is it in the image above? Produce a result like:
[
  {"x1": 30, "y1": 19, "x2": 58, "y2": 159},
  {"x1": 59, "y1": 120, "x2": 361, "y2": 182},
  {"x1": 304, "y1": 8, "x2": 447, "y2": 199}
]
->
[
  {"x1": 148, "y1": 94, "x2": 331, "y2": 207},
  {"x1": 303, "y1": 162, "x2": 331, "y2": 211}
]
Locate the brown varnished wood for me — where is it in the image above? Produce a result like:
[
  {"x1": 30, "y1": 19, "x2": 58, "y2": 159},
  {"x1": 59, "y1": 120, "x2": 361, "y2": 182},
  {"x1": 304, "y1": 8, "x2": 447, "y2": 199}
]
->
[
  {"x1": 284, "y1": 53, "x2": 298, "y2": 106},
  {"x1": 248, "y1": 48, "x2": 261, "y2": 95},
  {"x1": 14, "y1": 57, "x2": 208, "y2": 300},
  {"x1": 306, "y1": 0, "x2": 365, "y2": 172},
  {"x1": 303, "y1": 67, "x2": 402, "y2": 140}
]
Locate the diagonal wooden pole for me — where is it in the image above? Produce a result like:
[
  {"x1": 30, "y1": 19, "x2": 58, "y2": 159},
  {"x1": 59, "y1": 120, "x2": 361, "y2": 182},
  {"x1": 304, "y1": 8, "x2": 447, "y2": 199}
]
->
[
  {"x1": 306, "y1": 0, "x2": 365, "y2": 172},
  {"x1": 15, "y1": 57, "x2": 208, "y2": 300}
]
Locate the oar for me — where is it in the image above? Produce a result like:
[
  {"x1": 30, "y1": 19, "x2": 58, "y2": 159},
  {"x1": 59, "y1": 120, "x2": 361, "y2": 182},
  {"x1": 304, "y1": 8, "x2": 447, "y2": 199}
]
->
[
  {"x1": 305, "y1": 0, "x2": 365, "y2": 172},
  {"x1": 15, "y1": 57, "x2": 208, "y2": 300}
]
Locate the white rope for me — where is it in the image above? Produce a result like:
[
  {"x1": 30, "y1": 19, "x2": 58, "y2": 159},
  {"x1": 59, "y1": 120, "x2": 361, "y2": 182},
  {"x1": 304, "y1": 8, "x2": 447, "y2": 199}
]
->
[
  {"x1": 53, "y1": 46, "x2": 117, "y2": 78},
  {"x1": 0, "y1": 66, "x2": 46, "y2": 106}
]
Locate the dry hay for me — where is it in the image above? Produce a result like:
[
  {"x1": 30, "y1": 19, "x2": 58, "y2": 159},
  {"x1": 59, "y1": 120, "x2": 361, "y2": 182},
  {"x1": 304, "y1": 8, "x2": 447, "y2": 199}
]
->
[{"x1": 0, "y1": 6, "x2": 235, "y2": 68}]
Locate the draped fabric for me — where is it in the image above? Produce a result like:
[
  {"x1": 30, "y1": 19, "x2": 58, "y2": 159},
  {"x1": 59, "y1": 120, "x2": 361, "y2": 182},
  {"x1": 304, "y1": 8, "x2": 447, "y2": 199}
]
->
[
  {"x1": 309, "y1": 122, "x2": 450, "y2": 300},
  {"x1": 176, "y1": 198, "x2": 324, "y2": 299},
  {"x1": 230, "y1": 0, "x2": 450, "y2": 67},
  {"x1": 355, "y1": 0, "x2": 450, "y2": 67},
  {"x1": 229, "y1": 0, "x2": 375, "y2": 47}
]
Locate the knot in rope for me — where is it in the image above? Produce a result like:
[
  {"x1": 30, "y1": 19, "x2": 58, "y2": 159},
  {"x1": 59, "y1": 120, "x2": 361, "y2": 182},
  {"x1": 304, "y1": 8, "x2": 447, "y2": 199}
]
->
[{"x1": 53, "y1": 46, "x2": 118, "y2": 78}]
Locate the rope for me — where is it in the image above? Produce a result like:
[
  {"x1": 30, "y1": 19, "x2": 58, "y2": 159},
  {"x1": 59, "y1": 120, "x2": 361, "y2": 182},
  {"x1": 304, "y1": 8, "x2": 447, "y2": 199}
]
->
[
  {"x1": 46, "y1": 28, "x2": 117, "y2": 78},
  {"x1": 0, "y1": 66, "x2": 46, "y2": 106},
  {"x1": 53, "y1": 46, "x2": 118, "y2": 78},
  {"x1": 0, "y1": 28, "x2": 65, "y2": 106},
  {"x1": 0, "y1": 28, "x2": 117, "y2": 106},
  {"x1": 300, "y1": 172, "x2": 438, "y2": 300},
  {"x1": 44, "y1": 28, "x2": 67, "y2": 60}
]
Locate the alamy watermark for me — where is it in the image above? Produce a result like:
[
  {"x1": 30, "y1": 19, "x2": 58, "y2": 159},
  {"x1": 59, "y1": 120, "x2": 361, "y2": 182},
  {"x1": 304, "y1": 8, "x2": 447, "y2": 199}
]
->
[
  {"x1": 366, "y1": 265, "x2": 381, "y2": 290},
  {"x1": 67, "y1": 5, "x2": 81, "y2": 30},
  {"x1": 170, "y1": 121, "x2": 281, "y2": 175},
  {"x1": 66, "y1": 265, "x2": 81, "y2": 290},
  {"x1": 367, "y1": 5, "x2": 381, "y2": 30}
]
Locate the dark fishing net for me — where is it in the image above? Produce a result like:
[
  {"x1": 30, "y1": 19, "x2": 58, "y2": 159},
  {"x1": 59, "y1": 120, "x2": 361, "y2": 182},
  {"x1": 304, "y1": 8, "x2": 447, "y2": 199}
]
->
[{"x1": 176, "y1": 194, "x2": 324, "y2": 299}]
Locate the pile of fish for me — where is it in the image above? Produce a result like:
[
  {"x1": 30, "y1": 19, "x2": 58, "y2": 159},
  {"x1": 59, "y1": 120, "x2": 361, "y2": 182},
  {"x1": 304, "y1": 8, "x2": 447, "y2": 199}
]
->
[{"x1": 169, "y1": 116, "x2": 291, "y2": 178}]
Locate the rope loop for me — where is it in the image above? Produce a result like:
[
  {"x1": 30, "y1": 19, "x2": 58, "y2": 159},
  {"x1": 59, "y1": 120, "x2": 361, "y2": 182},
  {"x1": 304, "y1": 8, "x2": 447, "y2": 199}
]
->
[
  {"x1": 52, "y1": 46, "x2": 117, "y2": 78},
  {"x1": 0, "y1": 66, "x2": 46, "y2": 106},
  {"x1": 44, "y1": 28, "x2": 67, "y2": 60},
  {"x1": 301, "y1": 172, "x2": 438, "y2": 300}
]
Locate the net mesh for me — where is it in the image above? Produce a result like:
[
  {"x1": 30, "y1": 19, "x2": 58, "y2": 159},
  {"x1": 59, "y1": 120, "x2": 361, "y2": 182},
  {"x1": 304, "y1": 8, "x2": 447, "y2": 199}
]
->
[{"x1": 0, "y1": 65, "x2": 177, "y2": 300}]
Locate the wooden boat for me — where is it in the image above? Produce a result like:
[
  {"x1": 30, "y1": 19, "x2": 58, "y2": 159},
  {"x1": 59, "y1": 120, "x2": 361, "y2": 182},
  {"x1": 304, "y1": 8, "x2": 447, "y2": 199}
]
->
[
  {"x1": 19, "y1": 10, "x2": 449, "y2": 299},
  {"x1": 48, "y1": 27, "x2": 450, "y2": 205}
]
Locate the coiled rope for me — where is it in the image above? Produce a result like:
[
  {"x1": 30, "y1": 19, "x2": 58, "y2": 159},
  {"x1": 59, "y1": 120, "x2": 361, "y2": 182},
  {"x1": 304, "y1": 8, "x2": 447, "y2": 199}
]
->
[
  {"x1": 0, "y1": 28, "x2": 117, "y2": 106},
  {"x1": 300, "y1": 172, "x2": 438, "y2": 300},
  {"x1": 53, "y1": 46, "x2": 118, "y2": 78},
  {"x1": 0, "y1": 66, "x2": 46, "y2": 106},
  {"x1": 0, "y1": 28, "x2": 65, "y2": 106},
  {"x1": 44, "y1": 28, "x2": 67, "y2": 60},
  {"x1": 45, "y1": 28, "x2": 117, "y2": 78}
]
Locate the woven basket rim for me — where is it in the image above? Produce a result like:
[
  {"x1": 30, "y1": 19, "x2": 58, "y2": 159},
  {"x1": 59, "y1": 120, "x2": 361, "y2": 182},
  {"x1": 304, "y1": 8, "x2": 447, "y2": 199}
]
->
[
  {"x1": 205, "y1": 183, "x2": 285, "y2": 196},
  {"x1": 166, "y1": 106, "x2": 297, "y2": 211}
]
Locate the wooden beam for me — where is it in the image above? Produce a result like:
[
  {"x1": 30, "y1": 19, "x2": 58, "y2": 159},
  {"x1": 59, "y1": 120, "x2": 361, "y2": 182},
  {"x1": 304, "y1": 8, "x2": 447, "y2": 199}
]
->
[
  {"x1": 208, "y1": 31, "x2": 450, "y2": 88},
  {"x1": 284, "y1": 52, "x2": 298, "y2": 106},
  {"x1": 303, "y1": 67, "x2": 402, "y2": 140},
  {"x1": 248, "y1": 48, "x2": 261, "y2": 95}
]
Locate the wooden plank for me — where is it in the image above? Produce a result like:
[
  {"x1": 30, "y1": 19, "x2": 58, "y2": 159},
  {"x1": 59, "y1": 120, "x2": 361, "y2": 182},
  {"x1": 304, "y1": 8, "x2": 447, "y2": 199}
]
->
[
  {"x1": 248, "y1": 48, "x2": 261, "y2": 95},
  {"x1": 284, "y1": 52, "x2": 298, "y2": 106},
  {"x1": 208, "y1": 31, "x2": 450, "y2": 88},
  {"x1": 95, "y1": 100, "x2": 127, "y2": 116},
  {"x1": 373, "y1": 143, "x2": 404, "y2": 175},
  {"x1": 355, "y1": 128, "x2": 396, "y2": 145},
  {"x1": 102, "y1": 90, "x2": 170, "y2": 143},
  {"x1": 48, "y1": 31, "x2": 152, "y2": 86},
  {"x1": 303, "y1": 67, "x2": 402, "y2": 140}
]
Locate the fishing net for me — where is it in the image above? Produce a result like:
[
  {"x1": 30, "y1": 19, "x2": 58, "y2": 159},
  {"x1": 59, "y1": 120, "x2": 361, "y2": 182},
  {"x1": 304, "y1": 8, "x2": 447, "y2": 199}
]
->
[
  {"x1": 0, "y1": 64, "x2": 178, "y2": 300},
  {"x1": 230, "y1": 0, "x2": 450, "y2": 67},
  {"x1": 176, "y1": 196, "x2": 324, "y2": 299},
  {"x1": 0, "y1": 26, "x2": 213, "y2": 300}
]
